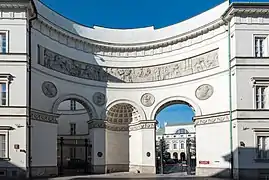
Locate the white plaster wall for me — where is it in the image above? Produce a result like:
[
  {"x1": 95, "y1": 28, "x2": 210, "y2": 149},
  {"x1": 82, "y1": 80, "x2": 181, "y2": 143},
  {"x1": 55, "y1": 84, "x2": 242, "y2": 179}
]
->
[
  {"x1": 31, "y1": 120, "x2": 57, "y2": 167},
  {"x1": 129, "y1": 130, "x2": 142, "y2": 167},
  {"x1": 196, "y1": 122, "x2": 230, "y2": 169},
  {"x1": 141, "y1": 128, "x2": 155, "y2": 168},
  {"x1": 236, "y1": 120, "x2": 269, "y2": 169},
  {"x1": 57, "y1": 111, "x2": 89, "y2": 135},
  {"x1": 0, "y1": 117, "x2": 27, "y2": 169},
  {"x1": 0, "y1": 9, "x2": 28, "y2": 171},
  {"x1": 106, "y1": 130, "x2": 129, "y2": 165},
  {"x1": 91, "y1": 128, "x2": 106, "y2": 166}
]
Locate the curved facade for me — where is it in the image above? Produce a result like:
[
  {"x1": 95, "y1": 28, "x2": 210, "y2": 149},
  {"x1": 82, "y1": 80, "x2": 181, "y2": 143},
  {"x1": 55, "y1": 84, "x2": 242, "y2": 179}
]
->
[{"x1": 1, "y1": 0, "x2": 269, "y2": 179}]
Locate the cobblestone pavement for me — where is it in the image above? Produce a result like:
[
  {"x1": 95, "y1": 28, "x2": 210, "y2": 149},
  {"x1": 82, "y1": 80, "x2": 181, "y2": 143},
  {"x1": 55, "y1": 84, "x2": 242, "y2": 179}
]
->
[{"x1": 44, "y1": 172, "x2": 231, "y2": 180}]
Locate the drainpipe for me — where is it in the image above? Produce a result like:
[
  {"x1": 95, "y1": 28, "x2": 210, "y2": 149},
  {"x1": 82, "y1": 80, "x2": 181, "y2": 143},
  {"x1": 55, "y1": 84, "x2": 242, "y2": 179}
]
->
[
  {"x1": 222, "y1": 1, "x2": 233, "y2": 178},
  {"x1": 227, "y1": 19, "x2": 234, "y2": 180},
  {"x1": 27, "y1": 1, "x2": 37, "y2": 178}
]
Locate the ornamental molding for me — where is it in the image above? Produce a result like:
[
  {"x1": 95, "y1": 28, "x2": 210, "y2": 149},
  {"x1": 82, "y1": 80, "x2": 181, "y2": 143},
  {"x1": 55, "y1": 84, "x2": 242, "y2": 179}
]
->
[
  {"x1": 33, "y1": 16, "x2": 225, "y2": 58},
  {"x1": 194, "y1": 112, "x2": 230, "y2": 126},
  {"x1": 223, "y1": 5, "x2": 269, "y2": 21},
  {"x1": 88, "y1": 120, "x2": 129, "y2": 131},
  {"x1": 38, "y1": 45, "x2": 219, "y2": 83},
  {"x1": 31, "y1": 109, "x2": 60, "y2": 124},
  {"x1": 88, "y1": 120, "x2": 156, "y2": 131},
  {"x1": 129, "y1": 121, "x2": 156, "y2": 131}
]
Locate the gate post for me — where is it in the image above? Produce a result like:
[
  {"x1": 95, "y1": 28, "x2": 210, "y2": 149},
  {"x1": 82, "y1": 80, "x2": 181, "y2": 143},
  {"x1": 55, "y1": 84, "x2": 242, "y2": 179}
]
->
[
  {"x1": 84, "y1": 139, "x2": 88, "y2": 173},
  {"x1": 59, "y1": 137, "x2": 64, "y2": 176}
]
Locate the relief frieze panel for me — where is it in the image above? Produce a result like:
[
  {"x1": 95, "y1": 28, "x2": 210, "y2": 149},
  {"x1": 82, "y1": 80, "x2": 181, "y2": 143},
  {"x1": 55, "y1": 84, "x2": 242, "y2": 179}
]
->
[{"x1": 38, "y1": 45, "x2": 219, "y2": 83}]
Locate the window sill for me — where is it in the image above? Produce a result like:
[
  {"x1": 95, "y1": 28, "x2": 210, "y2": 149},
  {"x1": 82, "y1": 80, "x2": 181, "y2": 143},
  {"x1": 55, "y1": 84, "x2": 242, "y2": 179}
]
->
[
  {"x1": 0, "y1": 158, "x2": 10, "y2": 161},
  {"x1": 254, "y1": 159, "x2": 269, "y2": 163}
]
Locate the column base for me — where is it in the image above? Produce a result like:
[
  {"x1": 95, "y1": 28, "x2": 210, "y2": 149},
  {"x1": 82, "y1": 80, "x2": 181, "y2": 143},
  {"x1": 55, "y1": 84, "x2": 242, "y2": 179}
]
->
[
  {"x1": 129, "y1": 165, "x2": 156, "y2": 174},
  {"x1": 106, "y1": 164, "x2": 129, "y2": 173}
]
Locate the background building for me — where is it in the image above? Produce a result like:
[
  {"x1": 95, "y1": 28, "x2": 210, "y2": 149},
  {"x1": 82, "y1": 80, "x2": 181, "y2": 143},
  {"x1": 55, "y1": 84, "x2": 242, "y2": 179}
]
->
[{"x1": 156, "y1": 123, "x2": 195, "y2": 161}]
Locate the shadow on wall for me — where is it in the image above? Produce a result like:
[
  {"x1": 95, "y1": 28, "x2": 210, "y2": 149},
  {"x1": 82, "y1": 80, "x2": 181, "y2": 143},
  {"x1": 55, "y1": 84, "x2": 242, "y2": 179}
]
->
[{"x1": 209, "y1": 147, "x2": 269, "y2": 180}]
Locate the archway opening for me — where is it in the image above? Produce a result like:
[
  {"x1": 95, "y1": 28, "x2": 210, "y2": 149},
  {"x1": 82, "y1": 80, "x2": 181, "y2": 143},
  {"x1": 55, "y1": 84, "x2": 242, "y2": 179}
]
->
[
  {"x1": 155, "y1": 100, "x2": 196, "y2": 173},
  {"x1": 180, "y1": 152, "x2": 186, "y2": 161},
  {"x1": 56, "y1": 98, "x2": 94, "y2": 174},
  {"x1": 105, "y1": 102, "x2": 141, "y2": 173},
  {"x1": 173, "y1": 152, "x2": 178, "y2": 159}
]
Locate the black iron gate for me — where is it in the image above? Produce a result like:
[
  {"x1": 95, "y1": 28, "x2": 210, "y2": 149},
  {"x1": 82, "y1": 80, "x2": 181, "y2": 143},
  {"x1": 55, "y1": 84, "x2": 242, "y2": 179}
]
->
[{"x1": 57, "y1": 137, "x2": 92, "y2": 176}]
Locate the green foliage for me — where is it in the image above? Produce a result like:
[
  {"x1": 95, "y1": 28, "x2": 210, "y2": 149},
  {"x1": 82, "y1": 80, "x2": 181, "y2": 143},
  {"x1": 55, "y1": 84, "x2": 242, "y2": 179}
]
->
[{"x1": 156, "y1": 137, "x2": 169, "y2": 160}]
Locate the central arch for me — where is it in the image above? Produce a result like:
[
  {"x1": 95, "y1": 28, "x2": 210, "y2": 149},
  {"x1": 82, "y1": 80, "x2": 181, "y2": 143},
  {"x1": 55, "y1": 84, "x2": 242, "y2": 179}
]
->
[{"x1": 150, "y1": 96, "x2": 202, "y2": 120}]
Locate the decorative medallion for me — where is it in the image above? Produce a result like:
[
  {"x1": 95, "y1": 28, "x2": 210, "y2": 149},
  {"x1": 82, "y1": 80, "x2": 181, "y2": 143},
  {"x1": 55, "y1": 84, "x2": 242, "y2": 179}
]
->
[
  {"x1": 93, "y1": 92, "x2": 106, "y2": 106},
  {"x1": 141, "y1": 93, "x2": 155, "y2": 107},
  {"x1": 97, "y1": 152, "x2": 103, "y2": 157},
  {"x1": 42, "y1": 81, "x2": 57, "y2": 98},
  {"x1": 195, "y1": 84, "x2": 214, "y2": 100}
]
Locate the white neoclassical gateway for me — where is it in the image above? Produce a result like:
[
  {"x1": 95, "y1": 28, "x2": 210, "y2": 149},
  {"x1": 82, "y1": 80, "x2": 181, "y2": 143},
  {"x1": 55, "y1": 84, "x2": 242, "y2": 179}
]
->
[{"x1": 0, "y1": 0, "x2": 269, "y2": 179}]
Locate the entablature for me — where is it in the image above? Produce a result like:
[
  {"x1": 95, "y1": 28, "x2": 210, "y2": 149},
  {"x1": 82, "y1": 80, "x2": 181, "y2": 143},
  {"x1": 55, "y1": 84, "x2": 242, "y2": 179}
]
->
[{"x1": 33, "y1": 15, "x2": 225, "y2": 58}]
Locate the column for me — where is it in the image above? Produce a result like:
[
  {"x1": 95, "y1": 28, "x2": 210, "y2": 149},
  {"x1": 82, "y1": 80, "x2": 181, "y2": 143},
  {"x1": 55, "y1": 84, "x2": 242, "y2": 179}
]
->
[
  {"x1": 129, "y1": 120, "x2": 156, "y2": 174},
  {"x1": 88, "y1": 120, "x2": 106, "y2": 174}
]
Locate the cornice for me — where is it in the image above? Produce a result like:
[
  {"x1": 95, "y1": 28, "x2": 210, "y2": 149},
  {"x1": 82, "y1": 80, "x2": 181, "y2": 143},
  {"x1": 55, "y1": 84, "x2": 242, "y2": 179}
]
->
[
  {"x1": 87, "y1": 120, "x2": 156, "y2": 131},
  {"x1": 32, "y1": 15, "x2": 225, "y2": 58},
  {"x1": 0, "y1": 1, "x2": 29, "y2": 9},
  {"x1": 222, "y1": 3, "x2": 269, "y2": 21},
  {"x1": 194, "y1": 111, "x2": 230, "y2": 126},
  {"x1": 31, "y1": 109, "x2": 60, "y2": 124}
]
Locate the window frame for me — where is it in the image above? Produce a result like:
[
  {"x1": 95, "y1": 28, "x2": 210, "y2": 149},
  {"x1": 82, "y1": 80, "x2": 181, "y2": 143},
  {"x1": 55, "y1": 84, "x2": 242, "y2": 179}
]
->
[
  {"x1": 70, "y1": 100, "x2": 76, "y2": 111},
  {"x1": 70, "y1": 123, "x2": 76, "y2": 135},
  {"x1": 252, "y1": 77, "x2": 269, "y2": 109},
  {"x1": 173, "y1": 143, "x2": 177, "y2": 150},
  {"x1": 253, "y1": 128, "x2": 269, "y2": 162},
  {"x1": 253, "y1": 34, "x2": 268, "y2": 58},
  {"x1": 0, "y1": 129, "x2": 10, "y2": 160},
  {"x1": 0, "y1": 31, "x2": 9, "y2": 54}
]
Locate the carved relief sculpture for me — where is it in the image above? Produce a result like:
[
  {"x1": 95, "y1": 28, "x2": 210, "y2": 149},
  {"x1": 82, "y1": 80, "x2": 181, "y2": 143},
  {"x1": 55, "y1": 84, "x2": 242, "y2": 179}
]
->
[
  {"x1": 93, "y1": 92, "x2": 106, "y2": 106},
  {"x1": 38, "y1": 45, "x2": 219, "y2": 83},
  {"x1": 141, "y1": 93, "x2": 155, "y2": 107},
  {"x1": 41, "y1": 81, "x2": 57, "y2": 98},
  {"x1": 195, "y1": 84, "x2": 214, "y2": 100}
]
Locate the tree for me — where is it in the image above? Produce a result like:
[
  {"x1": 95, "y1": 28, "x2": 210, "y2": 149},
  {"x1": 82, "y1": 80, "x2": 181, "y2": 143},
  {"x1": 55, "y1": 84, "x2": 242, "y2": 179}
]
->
[{"x1": 156, "y1": 137, "x2": 169, "y2": 161}]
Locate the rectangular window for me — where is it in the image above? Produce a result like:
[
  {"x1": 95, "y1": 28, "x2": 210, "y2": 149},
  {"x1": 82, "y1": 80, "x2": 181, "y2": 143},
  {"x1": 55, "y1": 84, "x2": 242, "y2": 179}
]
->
[
  {"x1": 255, "y1": 86, "x2": 267, "y2": 109},
  {"x1": 70, "y1": 123, "x2": 76, "y2": 135},
  {"x1": 257, "y1": 136, "x2": 269, "y2": 159},
  {"x1": 0, "y1": 33, "x2": 6, "y2": 53},
  {"x1": 255, "y1": 36, "x2": 266, "y2": 57},
  {"x1": 173, "y1": 143, "x2": 177, "y2": 149},
  {"x1": 181, "y1": 143, "x2": 184, "y2": 149},
  {"x1": 70, "y1": 100, "x2": 76, "y2": 111},
  {"x1": 0, "y1": 83, "x2": 6, "y2": 106},
  {"x1": 0, "y1": 134, "x2": 6, "y2": 158}
]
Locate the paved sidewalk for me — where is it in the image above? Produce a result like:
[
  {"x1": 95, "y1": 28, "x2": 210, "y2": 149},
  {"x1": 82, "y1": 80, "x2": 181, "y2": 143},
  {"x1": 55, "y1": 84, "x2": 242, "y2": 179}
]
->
[{"x1": 43, "y1": 172, "x2": 229, "y2": 180}]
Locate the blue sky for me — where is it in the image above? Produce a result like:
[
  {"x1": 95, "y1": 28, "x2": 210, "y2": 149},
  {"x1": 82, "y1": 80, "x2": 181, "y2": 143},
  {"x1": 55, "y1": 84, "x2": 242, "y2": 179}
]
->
[
  {"x1": 156, "y1": 105, "x2": 195, "y2": 127},
  {"x1": 40, "y1": 0, "x2": 268, "y2": 29},
  {"x1": 39, "y1": 0, "x2": 267, "y2": 125}
]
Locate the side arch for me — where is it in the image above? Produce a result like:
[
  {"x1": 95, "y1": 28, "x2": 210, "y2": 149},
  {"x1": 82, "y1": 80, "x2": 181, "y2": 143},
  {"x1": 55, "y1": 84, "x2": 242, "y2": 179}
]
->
[
  {"x1": 101, "y1": 99, "x2": 146, "y2": 121},
  {"x1": 52, "y1": 93, "x2": 98, "y2": 119},
  {"x1": 150, "y1": 96, "x2": 202, "y2": 120}
]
